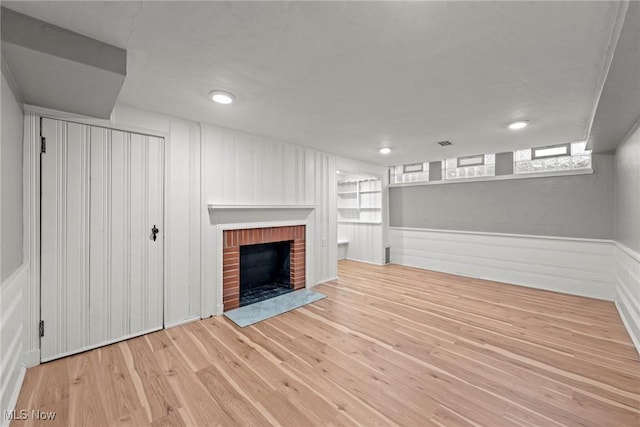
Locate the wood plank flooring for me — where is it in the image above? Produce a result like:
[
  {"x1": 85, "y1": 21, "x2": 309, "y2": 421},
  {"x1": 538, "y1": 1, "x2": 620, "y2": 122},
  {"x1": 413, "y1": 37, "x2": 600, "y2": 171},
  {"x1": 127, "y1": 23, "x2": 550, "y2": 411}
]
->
[{"x1": 11, "y1": 260, "x2": 640, "y2": 426}]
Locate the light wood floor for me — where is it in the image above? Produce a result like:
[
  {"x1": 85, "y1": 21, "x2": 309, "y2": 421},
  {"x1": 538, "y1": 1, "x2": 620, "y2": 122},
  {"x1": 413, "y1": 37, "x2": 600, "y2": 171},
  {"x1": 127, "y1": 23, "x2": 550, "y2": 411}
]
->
[{"x1": 12, "y1": 260, "x2": 640, "y2": 426}]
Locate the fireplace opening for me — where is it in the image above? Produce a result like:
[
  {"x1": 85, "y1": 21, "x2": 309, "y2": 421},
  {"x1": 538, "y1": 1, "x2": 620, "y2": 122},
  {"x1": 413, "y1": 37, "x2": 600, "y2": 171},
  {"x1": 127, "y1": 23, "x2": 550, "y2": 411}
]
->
[{"x1": 239, "y1": 241, "x2": 293, "y2": 307}]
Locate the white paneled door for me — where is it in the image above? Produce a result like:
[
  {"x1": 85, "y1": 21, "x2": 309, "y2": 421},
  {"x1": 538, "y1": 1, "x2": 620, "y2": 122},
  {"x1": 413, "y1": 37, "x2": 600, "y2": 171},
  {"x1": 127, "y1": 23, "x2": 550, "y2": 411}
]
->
[{"x1": 40, "y1": 118, "x2": 164, "y2": 361}]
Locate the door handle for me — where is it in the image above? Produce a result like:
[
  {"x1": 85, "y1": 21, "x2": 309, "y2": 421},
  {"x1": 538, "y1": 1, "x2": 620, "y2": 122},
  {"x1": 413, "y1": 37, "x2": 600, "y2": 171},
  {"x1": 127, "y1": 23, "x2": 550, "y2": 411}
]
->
[{"x1": 151, "y1": 225, "x2": 159, "y2": 241}]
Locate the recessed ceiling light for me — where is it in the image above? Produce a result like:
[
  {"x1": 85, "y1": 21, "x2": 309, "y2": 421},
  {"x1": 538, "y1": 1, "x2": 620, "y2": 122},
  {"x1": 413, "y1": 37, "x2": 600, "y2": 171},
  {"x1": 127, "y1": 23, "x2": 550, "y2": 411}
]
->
[
  {"x1": 508, "y1": 120, "x2": 529, "y2": 130},
  {"x1": 209, "y1": 90, "x2": 235, "y2": 104},
  {"x1": 379, "y1": 147, "x2": 392, "y2": 154},
  {"x1": 336, "y1": 170, "x2": 341, "y2": 174}
]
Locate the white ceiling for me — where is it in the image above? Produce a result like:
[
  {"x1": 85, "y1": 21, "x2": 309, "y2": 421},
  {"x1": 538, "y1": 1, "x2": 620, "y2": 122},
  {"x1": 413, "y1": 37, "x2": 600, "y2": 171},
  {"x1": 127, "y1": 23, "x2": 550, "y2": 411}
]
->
[{"x1": 3, "y1": 1, "x2": 622, "y2": 165}]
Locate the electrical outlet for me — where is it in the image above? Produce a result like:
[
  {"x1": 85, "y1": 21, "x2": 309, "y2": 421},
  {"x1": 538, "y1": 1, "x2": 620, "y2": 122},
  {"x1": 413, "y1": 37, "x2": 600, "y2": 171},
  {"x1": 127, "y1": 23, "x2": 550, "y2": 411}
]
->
[{"x1": 322, "y1": 238, "x2": 327, "y2": 247}]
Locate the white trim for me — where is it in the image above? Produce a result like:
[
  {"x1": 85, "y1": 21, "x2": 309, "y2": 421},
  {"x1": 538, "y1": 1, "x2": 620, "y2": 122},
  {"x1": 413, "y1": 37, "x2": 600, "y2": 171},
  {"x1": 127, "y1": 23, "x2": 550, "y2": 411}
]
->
[
  {"x1": 40, "y1": 327, "x2": 163, "y2": 363},
  {"x1": 614, "y1": 240, "x2": 640, "y2": 263},
  {"x1": 24, "y1": 104, "x2": 115, "y2": 129},
  {"x1": 389, "y1": 226, "x2": 614, "y2": 244},
  {"x1": 23, "y1": 104, "x2": 171, "y2": 140},
  {"x1": 216, "y1": 220, "x2": 308, "y2": 232},
  {"x1": 164, "y1": 315, "x2": 201, "y2": 329},
  {"x1": 24, "y1": 110, "x2": 40, "y2": 358},
  {"x1": 344, "y1": 258, "x2": 384, "y2": 266},
  {"x1": 314, "y1": 276, "x2": 338, "y2": 285},
  {"x1": 615, "y1": 300, "x2": 640, "y2": 356},
  {"x1": 1, "y1": 365, "x2": 26, "y2": 427},
  {"x1": 389, "y1": 168, "x2": 593, "y2": 188}
]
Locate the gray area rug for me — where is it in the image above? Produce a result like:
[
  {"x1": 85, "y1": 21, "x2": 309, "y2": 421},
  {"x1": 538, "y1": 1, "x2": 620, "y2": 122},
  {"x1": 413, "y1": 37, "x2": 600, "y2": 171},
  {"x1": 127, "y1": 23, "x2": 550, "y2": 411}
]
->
[{"x1": 224, "y1": 289, "x2": 327, "y2": 327}]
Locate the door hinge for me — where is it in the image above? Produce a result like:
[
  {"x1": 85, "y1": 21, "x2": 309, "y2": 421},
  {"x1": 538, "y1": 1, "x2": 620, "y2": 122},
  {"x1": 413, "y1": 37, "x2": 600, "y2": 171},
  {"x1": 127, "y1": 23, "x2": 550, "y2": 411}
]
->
[
  {"x1": 39, "y1": 320, "x2": 44, "y2": 337},
  {"x1": 40, "y1": 136, "x2": 46, "y2": 154}
]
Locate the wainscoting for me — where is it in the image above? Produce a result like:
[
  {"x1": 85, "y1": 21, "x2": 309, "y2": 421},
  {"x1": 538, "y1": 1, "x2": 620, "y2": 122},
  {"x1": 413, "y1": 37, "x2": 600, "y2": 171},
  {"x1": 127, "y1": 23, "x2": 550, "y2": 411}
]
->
[
  {"x1": 388, "y1": 227, "x2": 640, "y2": 354},
  {"x1": 0, "y1": 264, "x2": 28, "y2": 427},
  {"x1": 337, "y1": 222, "x2": 384, "y2": 265},
  {"x1": 389, "y1": 227, "x2": 616, "y2": 301},
  {"x1": 615, "y1": 242, "x2": 640, "y2": 351}
]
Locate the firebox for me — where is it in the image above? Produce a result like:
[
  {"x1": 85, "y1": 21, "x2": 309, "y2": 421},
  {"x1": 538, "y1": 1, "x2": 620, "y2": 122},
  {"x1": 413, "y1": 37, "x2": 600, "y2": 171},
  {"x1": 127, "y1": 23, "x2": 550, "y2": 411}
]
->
[{"x1": 239, "y1": 241, "x2": 292, "y2": 306}]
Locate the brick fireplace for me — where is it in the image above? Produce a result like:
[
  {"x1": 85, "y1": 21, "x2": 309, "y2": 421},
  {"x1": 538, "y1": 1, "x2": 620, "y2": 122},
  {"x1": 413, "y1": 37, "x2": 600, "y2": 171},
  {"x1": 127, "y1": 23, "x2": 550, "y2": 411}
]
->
[{"x1": 222, "y1": 225, "x2": 306, "y2": 311}]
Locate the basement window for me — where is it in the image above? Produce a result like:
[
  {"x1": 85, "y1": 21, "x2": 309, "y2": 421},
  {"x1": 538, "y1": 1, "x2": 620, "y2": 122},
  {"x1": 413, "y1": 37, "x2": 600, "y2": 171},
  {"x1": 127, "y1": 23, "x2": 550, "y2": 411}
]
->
[
  {"x1": 445, "y1": 154, "x2": 495, "y2": 180},
  {"x1": 515, "y1": 141, "x2": 591, "y2": 175},
  {"x1": 390, "y1": 162, "x2": 430, "y2": 184},
  {"x1": 457, "y1": 154, "x2": 485, "y2": 167}
]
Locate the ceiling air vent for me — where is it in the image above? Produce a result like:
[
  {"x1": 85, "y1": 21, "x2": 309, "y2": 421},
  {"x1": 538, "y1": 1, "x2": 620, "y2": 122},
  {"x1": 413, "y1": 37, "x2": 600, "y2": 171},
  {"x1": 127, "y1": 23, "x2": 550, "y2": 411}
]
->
[{"x1": 437, "y1": 140, "x2": 453, "y2": 147}]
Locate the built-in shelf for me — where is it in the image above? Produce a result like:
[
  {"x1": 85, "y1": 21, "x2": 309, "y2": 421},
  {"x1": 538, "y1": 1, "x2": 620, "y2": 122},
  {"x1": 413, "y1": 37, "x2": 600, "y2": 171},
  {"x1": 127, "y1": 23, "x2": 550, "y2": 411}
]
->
[{"x1": 337, "y1": 178, "x2": 382, "y2": 224}]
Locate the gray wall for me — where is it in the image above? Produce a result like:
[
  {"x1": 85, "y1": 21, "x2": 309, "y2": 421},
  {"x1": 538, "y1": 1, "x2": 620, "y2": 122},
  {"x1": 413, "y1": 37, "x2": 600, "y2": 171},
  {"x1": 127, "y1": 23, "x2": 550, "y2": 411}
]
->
[
  {"x1": 389, "y1": 154, "x2": 614, "y2": 239},
  {"x1": 1, "y1": 64, "x2": 24, "y2": 281},
  {"x1": 615, "y1": 124, "x2": 640, "y2": 252}
]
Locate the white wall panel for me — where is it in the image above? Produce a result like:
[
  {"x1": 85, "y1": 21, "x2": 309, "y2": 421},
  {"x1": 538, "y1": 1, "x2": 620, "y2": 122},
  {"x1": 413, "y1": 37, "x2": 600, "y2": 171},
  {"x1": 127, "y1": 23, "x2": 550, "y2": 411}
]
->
[
  {"x1": 200, "y1": 123, "x2": 337, "y2": 316},
  {"x1": 338, "y1": 223, "x2": 384, "y2": 265},
  {"x1": 615, "y1": 243, "x2": 640, "y2": 353},
  {"x1": 0, "y1": 264, "x2": 28, "y2": 425},
  {"x1": 389, "y1": 227, "x2": 616, "y2": 300},
  {"x1": 111, "y1": 106, "x2": 202, "y2": 327}
]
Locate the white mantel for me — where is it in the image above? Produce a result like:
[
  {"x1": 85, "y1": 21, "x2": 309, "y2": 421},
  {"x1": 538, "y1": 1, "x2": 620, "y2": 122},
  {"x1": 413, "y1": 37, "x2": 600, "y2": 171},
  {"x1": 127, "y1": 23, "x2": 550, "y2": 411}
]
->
[{"x1": 208, "y1": 204, "x2": 317, "y2": 225}]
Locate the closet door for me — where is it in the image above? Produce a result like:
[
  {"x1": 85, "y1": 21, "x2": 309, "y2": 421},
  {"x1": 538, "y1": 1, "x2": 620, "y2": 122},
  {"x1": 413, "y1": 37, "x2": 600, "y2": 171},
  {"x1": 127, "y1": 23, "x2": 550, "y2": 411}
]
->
[{"x1": 40, "y1": 118, "x2": 164, "y2": 362}]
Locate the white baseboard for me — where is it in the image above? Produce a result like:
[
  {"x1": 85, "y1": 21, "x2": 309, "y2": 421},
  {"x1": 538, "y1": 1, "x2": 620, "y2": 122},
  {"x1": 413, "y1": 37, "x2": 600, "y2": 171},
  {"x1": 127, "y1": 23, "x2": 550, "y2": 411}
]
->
[
  {"x1": 23, "y1": 350, "x2": 40, "y2": 368},
  {"x1": 314, "y1": 276, "x2": 338, "y2": 285},
  {"x1": 344, "y1": 258, "x2": 384, "y2": 266},
  {"x1": 389, "y1": 227, "x2": 616, "y2": 301},
  {"x1": 41, "y1": 327, "x2": 162, "y2": 363},
  {"x1": 614, "y1": 242, "x2": 640, "y2": 355},
  {"x1": 165, "y1": 315, "x2": 201, "y2": 329},
  {"x1": 1, "y1": 365, "x2": 26, "y2": 427}
]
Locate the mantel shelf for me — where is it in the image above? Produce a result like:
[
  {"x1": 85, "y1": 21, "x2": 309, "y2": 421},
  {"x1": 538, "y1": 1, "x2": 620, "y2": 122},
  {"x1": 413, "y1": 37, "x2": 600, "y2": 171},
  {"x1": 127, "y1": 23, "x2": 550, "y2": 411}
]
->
[{"x1": 208, "y1": 204, "x2": 317, "y2": 211}]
